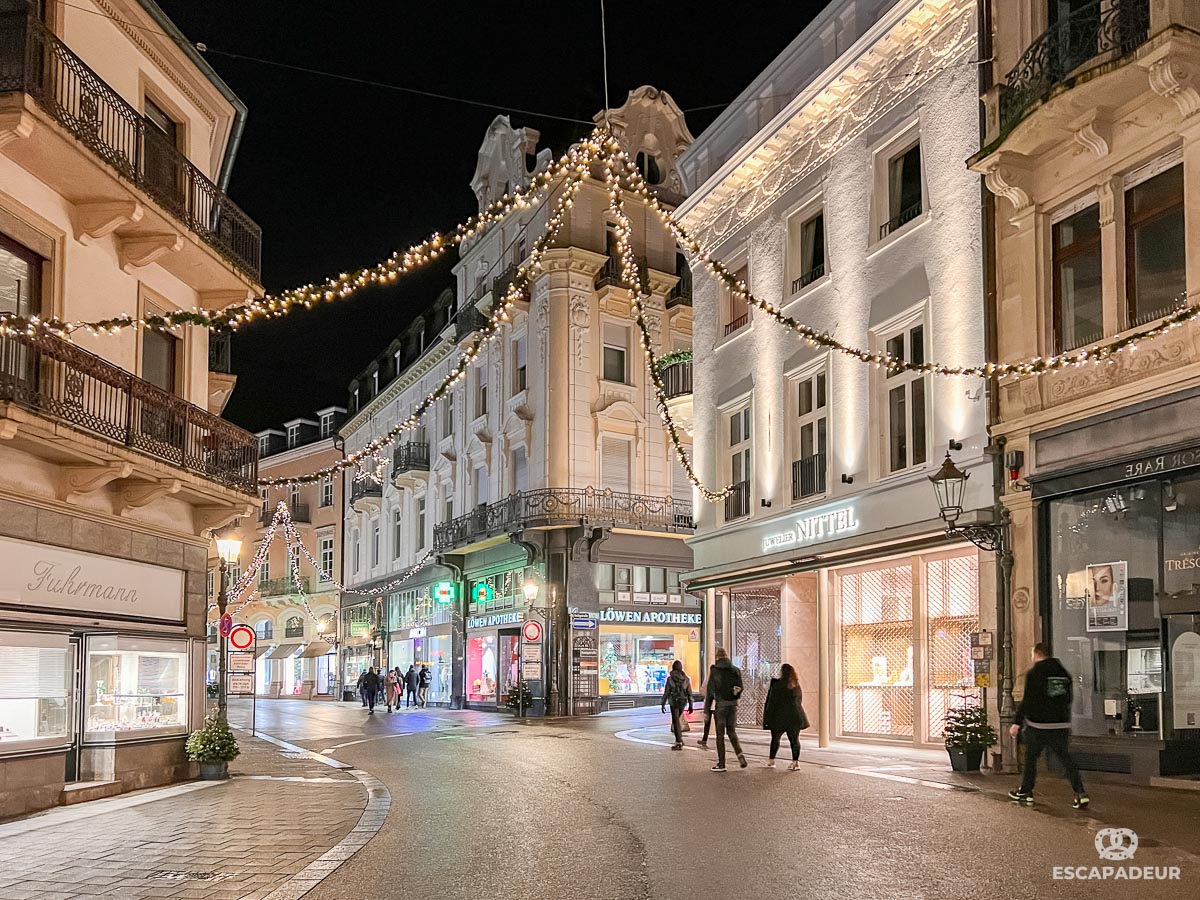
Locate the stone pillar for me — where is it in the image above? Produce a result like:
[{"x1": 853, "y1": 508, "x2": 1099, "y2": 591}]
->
[
  {"x1": 781, "y1": 572, "x2": 819, "y2": 699},
  {"x1": 1002, "y1": 489, "x2": 1038, "y2": 703},
  {"x1": 817, "y1": 570, "x2": 832, "y2": 748},
  {"x1": 1098, "y1": 175, "x2": 1126, "y2": 333}
]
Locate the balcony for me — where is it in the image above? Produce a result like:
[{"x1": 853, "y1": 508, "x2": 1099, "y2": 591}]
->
[
  {"x1": 434, "y1": 487, "x2": 693, "y2": 553},
  {"x1": 452, "y1": 305, "x2": 488, "y2": 342},
  {"x1": 667, "y1": 265, "x2": 692, "y2": 308},
  {"x1": 594, "y1": 255, "x2": 648, "y2": 292},
  {"x1": 391, "y1": 441, "x2": 430, "y2": 489},
  {"x1": 792, "y1": 452, "x2": 827, "y2": 502},
  {"x1": 878, "y1": 201, "x2": 923, "y2": 241},
  {"x1": 723, "y1": 480, "x2": 750, "y2": 521},
  {"x1": 997, "y1": 0, "x2": 1151, "y2": 136},
  {"x1": 349, "y1": 478, "x2": 383, "y2": 514},
  {"x1": 491, "y1": 262, "x2": 521, "y2": 298},
  {"x1": 791, "y1": 262, "x2": 825, "y2": 295},
  {"x1": 723, "y1": 313, "x2": 749, "y2": 337},
  {"x1": 0, "y1": 327, "x2": 257, "y2": 493},
  {"x1": 661, "y1": 358, "x2": 693, "y2": 436},
  {"x1": 0, "y1": 13, "x2": 262, "y2": 284},
  {"x1": 258, "y1": 575, "x2": 311, "y2": 598},
  {"x1": 262, "y1": 501, "x2": 309, "y2": 525}
]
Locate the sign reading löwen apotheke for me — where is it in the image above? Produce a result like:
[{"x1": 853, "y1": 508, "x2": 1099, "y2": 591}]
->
[
  {"x1": 0, "y1": 534, "x2": 184, "y2": 622},
  {"x1": 467, "y1": 611, "x2": 524, "y2": 629},
  {"x1": 761, "y1": 505, "x2": 859, "y2": 554},
  {"x1": 598, "y1": 609, "x2": 702, "y2": 625}
]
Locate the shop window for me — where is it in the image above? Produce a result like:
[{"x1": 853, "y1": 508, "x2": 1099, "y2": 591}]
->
[
  {"x1": 426, "y1": 635, "x2": 453, "y2": 704},
  {"x1": 879, "y1": 322, "x2": 928, "y2": 475},
  {"x1": 925, "y1": 553, "x2": 980, "y2": 741},
  {"x1": 729, "y1": 587, "x2": 782, "y2": 725},
  {"x1": 1126, "y1": 163, "x2": 1185, "y2": 327},
  {"x1": 722, "y1": 262, "x2": 750, "y2": 336},
  {"x1": 0, "y1": 632, "x2": 72, "y2": 750},
  {"x1": 320, "y1": 476, "x2": 333, "y2": 508},
  {"x1": 880, "y1": 140, "x2": 923, "y2": 240},
  {"x1": 603, "y1": 322, "x2": 629, "y2": 384},
  {"x1": 467, "y1": 634, "x2": 498, "y2": 702},
  {"x1": 1048, "y1": 481, "x2": 1163, "y2": 738},
  {"x1": 284, "y1": 616, "x2": 304, "y2": 639},
  {"x1": 1052, "y1": 202, "x2": 1103, "y2": 353},
  {"x1": 725, "y1": 405, "x2": 751, "y2": 520},
  {"x1": 599, "y1": 627, "x2": 699, "y2": 695},
  {"x1": 839, "y1": 564, "x2": 914, "y2": 738},
  {"x1": 788, "y1": 208, "x2": 826, "y2": 294},
  {"x1": 601, "y1": 437, "x2": 631, "y2": 494},
  {"x1": 0, "y1": 232, "x2": 42, "y2": 319},
  {"x1": 84, "y1": 636, "x2": 187, "y2": 740},
  {"x1": 792, "y1": 368, "x2": 828, "y2": 500}
]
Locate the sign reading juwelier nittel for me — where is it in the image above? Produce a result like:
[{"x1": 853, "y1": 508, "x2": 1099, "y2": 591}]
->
[{"x1": 761, "y1": 506, "x2": 858, "y2": 554}]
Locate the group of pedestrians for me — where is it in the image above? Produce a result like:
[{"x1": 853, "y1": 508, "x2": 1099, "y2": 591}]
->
[
  {"x1": 660, "y1": 647, "x2": 808, "y2": 773},
  {"x1": 355, "y1": 664, "x2": 432, "y2": 714}
]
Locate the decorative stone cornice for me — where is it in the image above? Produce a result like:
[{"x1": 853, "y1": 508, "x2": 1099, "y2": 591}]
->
[
  {"x1": 0, "y1": 108, "x2": 34, "y2": 150},
  {"x1": 58, "y1": 461, "x2": 133, "y2": 503},
  {"x1": 1144, "y1": 54, "x2": 1200, "y2": 119},
  {"x1": 118, "y1": 232, "x2": 183, "y2": 269},
  {"x1": 72, "y1": 200, "x2": 143, "y2": 243},
  {"x1": 982, "y1": 154, "x2": 1033, "y2": 217}
]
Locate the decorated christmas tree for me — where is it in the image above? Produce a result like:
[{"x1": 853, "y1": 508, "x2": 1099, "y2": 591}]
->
[{"x1": 599, "y1": 641, "x2": 619, "y2": 685}]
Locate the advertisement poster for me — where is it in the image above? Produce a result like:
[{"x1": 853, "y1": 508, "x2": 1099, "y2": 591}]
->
[
  {"x1": 1086, "y1": 561, "x2": 1128, "y2": 632},
  {"x1": 1172, "y1": 632, "x2": 1200, "y2": 728}
]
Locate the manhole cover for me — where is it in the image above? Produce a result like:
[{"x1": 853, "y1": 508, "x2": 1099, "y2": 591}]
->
[{"x1": 148, "y1": 872, "x2": 235, "y2": 882}]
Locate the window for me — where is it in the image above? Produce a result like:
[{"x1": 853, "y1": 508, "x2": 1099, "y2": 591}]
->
[
  {"x1": 511, "y1": 446, "x2": 528, "y2": 493},
  {"x1": 352, "y1": 387, "x2": 359, "y2": 413},
  {"x1": 601, "y1": 437, "x2": 631, "y2": 494},
  {"x1": 474, "y1": 465, "x2": 488, "y2": 507},
  {"x1": 287, "y1": 424, "x2": 300, "y2": 448},
  {"x1": 142, "y1": 328, "x2": 178, "y2": 394},
  {"x1": 0, "y1": 631, "x2": 72, "y2": 751},
  {"x1": 372, "y1": 370, "x2": 379, "y2": 396},
  {"x1": 258, "y1": 436, "x2": 271, "y2": 458},
  {"x1": 371, "y1": 521, "x2": 380, "y2": 567},
  {"x1": 260, "y1": 488, "x2": 269, "y2": 514},
  {"x1": 881, "y1": 141, "x2": 923, "y2": 239},
  {"x1": 1126, "y1": 164, "x2": 1185, "y2": 327},
  {"x1": 319, "y1": 537, "x2": 334, "y2": 581},
  {"x1": 442, "y1": 392, "x2": 454, "y2": 438},
  {"x1": 602, "y1": 323, "x2": 628, "y2": 383},
  {"x1": 255, "y1": 620, "x2": 273, "y2": 641},
  {"x1": 726, "y1": 406, "x2": 752, "y2": 519},
  {"x1": 414, "y1": 498, "x2": 426, "y2": 552},
  {"x1": 882, "y1": 323, "x2": 928, "y2": 474},
  {"x1": 84, "y1": 636, "x2": 187, "y2": 740},
  {"x1": 320, "y1": 476, "x2": 333, "y2": 508},
  {"x1": 288, "y1": 484, "x2": 300, "y2": 510},
  {"x1": 792, "y1": 369, "x2": 828, "y2": 500},
  {"x1": 142, "y1": 96, "x2": 181, "y2": 203},
  {"x1": 319, "y1": 412, "x2": 335, "y2": 438},
  {"x1": 258, "y1": 552, "x2": 270, "y2": 585},
  {"x1": 391, "y1": 508, "x2": 403, "y2": 558},
  {"x1": 444, "y1": 487, "x2": 454, "y2": 524},
  {"x1": 476, "y1": 365, "x2": 489, "y2": 417},
  {"x1": 284, "y1": 616, "x2": 304, "y2": 639},
  {"x1": 789, "y1": 210, "x2": 826, "y2": 294},
  {"x1": 352, "y1": 529, "x2": 361, "y2": 574},
  {"x1": 0, "y1": 233, "x2": 41, "y2": 319},
  {"x1": 636, "y1": 151, "x2": 662, "y2": 185},
  {"x1": 722, "y1": 263, "x2": 750, "y2": 336},
  {"x1": 513, "y1": 337, "x2": 527, "y2": 394},
  {"x1": 1053, "y1": 203, "x2": 1103, "y2": 352}
]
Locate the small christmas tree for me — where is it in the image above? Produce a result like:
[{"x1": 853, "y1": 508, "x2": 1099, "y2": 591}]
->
[
  {"x1": 505, "y1": 680, "x2": 534, "y2": 714},
  {"x1": 599, "y1": 641, "x2": 619, "y2": 685}
]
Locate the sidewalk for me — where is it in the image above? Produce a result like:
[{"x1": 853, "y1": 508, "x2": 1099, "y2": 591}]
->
[{"x1": 0, "y1": 733, "x2": 378, "y2": 900}]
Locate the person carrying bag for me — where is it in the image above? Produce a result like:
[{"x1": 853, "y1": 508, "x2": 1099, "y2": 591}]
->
[
  {"x1": 761, "y1": 663, "x2": 808, "y2": 770},
  {"x1": 660, "y1": 660, "x2": 694, "y2": 750}
]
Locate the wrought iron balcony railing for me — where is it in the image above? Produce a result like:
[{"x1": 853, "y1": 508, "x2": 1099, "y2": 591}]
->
[
  {"x1": 595, "y1": 254, "x2": 648, "y2": 292},
  {"x1": 0, "y1": 13, "x2": 262, "y2": 280},
  {"x1": 791, "y1": 262, "x2": 825, "y2": 294},
  {"x1": 0, "y1": 327, "x2": 257, "y2": 492},
  {"x1": 878, "y1": 201, "x2": 923, "y2": 241},
  {"x1": 392, "y1": 441, "x2": 430, "y2": 479},
  {"x1": 434, "y1": 487, "x2": 693, "y2": 552},
  {"x1": 261, "y1": 501, "x2": 309, "y2": 525},
  {"x1": 350, "y1": 479, "x2": 383, "y2": 507},
  {"x1": 668, "y1": 265, "x2": 692, "y2": 308},
  {"x1": 724, "y1": 480, "x2": 750, "y2": 521},
  {"x1": 258, "y1": 575, "x2": 311, "y2": 598},
  {"x1": 492, "y1": 262, "x2": 521, "y2": 297},
  {"x1": 453, "y1": 305, "x2": 488, "y2": 342},
  {"x1": 792, "y1": 452, "x2": 827, "y2": 501},
  {"x1": 208, "y1": 333, "x2": 232, "y2": 374},
  {"x1": 998, "y1": 0, "x2": 1150, "y2": 133},
  {"x1": 723, "y1": 313, "x2": 749, "y2": 337},
  {"x1": 661, "y1": 359, "x2": 692, "y2": 400}
]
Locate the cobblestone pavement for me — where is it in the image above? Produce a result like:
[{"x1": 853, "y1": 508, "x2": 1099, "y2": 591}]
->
[{"x1": 0, "y1": 734, "x2": 371, "y2": 900}]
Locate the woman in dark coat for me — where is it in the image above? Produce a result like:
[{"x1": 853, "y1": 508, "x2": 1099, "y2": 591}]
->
[
  {"x1": 761, "y1": 663, "x2": 808, "y2": 770},
  {"x1": 660, "y1": 660, "x2": 694, "y2": 750}
]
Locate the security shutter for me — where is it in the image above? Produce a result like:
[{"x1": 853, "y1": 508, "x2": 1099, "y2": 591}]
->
[{"x1": 601, "y1": 437, "x2": 631, "y2": 494}]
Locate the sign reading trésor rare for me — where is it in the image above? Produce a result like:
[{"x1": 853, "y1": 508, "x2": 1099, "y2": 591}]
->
[{"x1": 0, "y1": 534, "x2": 184, "y2": 622}]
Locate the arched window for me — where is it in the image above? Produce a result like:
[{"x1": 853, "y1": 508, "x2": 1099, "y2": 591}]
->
[
  {"x1": 207, "y1": 623, "x2": 217, "y2": 642},
  {"x1": 256, "y1": 620, "x2": 273, "y2": 641},
  {"x1": 285, "y1": 616, "x2": 304, "y2": 638},
  {"x1": 636, "y1": 151, "x2": 662, "y2": 186}
]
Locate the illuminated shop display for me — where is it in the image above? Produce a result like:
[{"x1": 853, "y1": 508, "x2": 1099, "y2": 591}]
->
[
  {"x1": 0, "y1": 632, "x2": 72, "y2": 751},
  {"x1": 84, "y1": 636, "x2": 188, "y2": 740}
]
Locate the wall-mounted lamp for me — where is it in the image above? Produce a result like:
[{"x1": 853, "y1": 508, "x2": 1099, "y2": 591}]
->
[
  {"x1": 948, "y1": 439, "x2": 963, "y2": 452},
  {"x1": 841, "y1": 474, "x2": 854, "y2": 485},
  {"x1": 760, "y1": 498, "x2": 772, "y2": 508}
]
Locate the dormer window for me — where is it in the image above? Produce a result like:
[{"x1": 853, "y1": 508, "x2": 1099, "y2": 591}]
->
[
  {"x1": 636, "y1": 151, "x2": 662, "y2": 185},
  {"x1": 319, "y1": 412, "x2": 335, "y2": 438},
  {"x1": 286, "y1": 424, "x2": 300, "y2": 448}
]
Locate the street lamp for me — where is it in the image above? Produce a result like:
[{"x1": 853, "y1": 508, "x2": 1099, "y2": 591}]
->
[
  {"x1": 522, "y1": 577, "x2": 539, "y2": 603},
  {"x1": 214, "y1": 535, "x2": 242, "y2": 724},
  {"x1": 929, "y1": 451, "x2": 1017, "y2": 774}
]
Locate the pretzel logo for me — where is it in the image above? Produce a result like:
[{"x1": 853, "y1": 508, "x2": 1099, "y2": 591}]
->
[{"x1": 1094, "y1": 828, "x2": 1138, "y2": 861}]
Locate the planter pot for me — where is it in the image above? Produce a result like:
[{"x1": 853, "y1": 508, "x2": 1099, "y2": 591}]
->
[
  {"x1": 947, "y1": 746, "x2": 985, "y2": 772},
  {"x1": 198, "y1": 761, "x2": 229, "y2": 780}
]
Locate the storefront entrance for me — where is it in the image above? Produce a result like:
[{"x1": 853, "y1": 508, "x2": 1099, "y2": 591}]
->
[{"x1": 729, "y1": 588, "x2": 781, "y2": 726}]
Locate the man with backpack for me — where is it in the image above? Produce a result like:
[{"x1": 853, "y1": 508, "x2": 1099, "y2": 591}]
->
[
  {"x1": 704, "y1": 648, "x2": 747, "y2": 772},
  {"x1": 1008, "y1": 642, "x2": 1089, "y2": 809},
  {"x1": 417, "y1": 664, "x2": 432, "y2": 707},
  {"x1": 404, "y1": 664, "x2": 419, "y2": 708}
]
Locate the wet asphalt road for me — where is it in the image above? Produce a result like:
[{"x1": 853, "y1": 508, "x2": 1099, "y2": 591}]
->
[{"x1": 228, "y1": 700, "x2": 1197, "y2": 900}]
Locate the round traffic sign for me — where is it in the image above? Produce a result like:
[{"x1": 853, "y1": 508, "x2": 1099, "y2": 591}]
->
[
  {"x1": 229, "y1": 624, "x2": 255, "y2": 650},
  {"x1": 218, "y1": 614, "x2": 233, "y2": 638},
  {"x1": 522, "y1": 620, "x2": 542, "y2": 643}
]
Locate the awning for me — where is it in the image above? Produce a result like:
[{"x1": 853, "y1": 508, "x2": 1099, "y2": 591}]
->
[
  {"x1": 300, "y1": 642, "x2": 335, "y2": 658},
  {"x1": 264, "y1": 643, "x2": 301, "y2": 660},
  {"x1": 254, "y1": 643, "x2": 273, "y2": 659}
]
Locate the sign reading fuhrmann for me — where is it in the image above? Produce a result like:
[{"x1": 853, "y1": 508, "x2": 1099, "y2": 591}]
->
[
  {"x1": 0, "y1": 534, "x2": 185, "y2": 622},
  {"x1": 761, "y1": 506, "x2": 859, "y2": 554}
]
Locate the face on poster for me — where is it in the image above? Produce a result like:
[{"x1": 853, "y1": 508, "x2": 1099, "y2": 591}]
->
[{"x1": 1086, "y1": 560, "x2": 1128, "y2": 632}]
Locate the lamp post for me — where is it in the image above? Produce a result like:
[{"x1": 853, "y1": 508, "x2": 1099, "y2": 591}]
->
[
  {"x1": 928, "y1": 451, "x2": 1017, "y2": 774},
  {"x1": 214, "y1": 536, "x2": 242, "y2": 724},
  {"x1": 519, "y1": 577, "x2": 540, "y2": 719}
]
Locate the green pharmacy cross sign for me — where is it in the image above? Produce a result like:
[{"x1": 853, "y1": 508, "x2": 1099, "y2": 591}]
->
[
  {"x1": 472, "y1": 581, "x2": 494, "y2": 604},
  {"x1": 433, "y1": 581, "x2": 457, "y2": 605}
]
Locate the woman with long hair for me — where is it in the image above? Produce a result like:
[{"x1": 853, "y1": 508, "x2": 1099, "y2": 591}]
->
[
  {"x1": 761, "y1": 663, "x2": 808, "y2": 770},
  {"x1": 661, "y1": 659, "x2": 694, "y2": 750}
]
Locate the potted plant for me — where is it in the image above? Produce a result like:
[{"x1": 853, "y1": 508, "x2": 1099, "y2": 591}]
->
[
  {"x1": 943, "y1": 704, "x2": 996, "y2": 772},
  {"x1": 185, "y1": 711, "x2": 240, "y2": 780}
]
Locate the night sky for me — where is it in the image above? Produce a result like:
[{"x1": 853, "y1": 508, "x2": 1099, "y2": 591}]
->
[{"x1": 154, "y1": 0, "x2": 828, "y2": 432}]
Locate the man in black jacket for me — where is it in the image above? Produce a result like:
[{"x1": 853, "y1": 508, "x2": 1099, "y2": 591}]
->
[
  {"x1": 704, "y1": 648, "x2": 747, "y2": 772},
  {"x1": 1008, "y1": 642, "x2": 1088, "y2": 808},
  {"x1": 361, "y1": 667, "x2": 381, "y2": 715}
]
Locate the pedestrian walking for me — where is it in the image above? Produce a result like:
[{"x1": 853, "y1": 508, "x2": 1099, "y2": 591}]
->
[
  {"x1": 418, "y1": 665, "x2": 432, "y2": 707},
  {"x1": 362, "y1": 667, "x2": 381, "y2": 715},
  {"x1": 704, "y1": 648, "x2": 747, "y2": 773},
  {"x1": 696, "y1": 694, "x2": 713, "y2": 749},
  {"x1": 761, "y1": 663, "x2": 808, "y2": 770},
  {"x1": 385, "y1": 667, "x2": 400, "y2": 712},
  {"x1": 355, "y1": 669, "x2": 367, "y2": 707},
  {"x1": 404, "y1": 664, "x2": 419, "y2": 708},
  {"x1": 1008, "y1": 642, "x2": 1089, "y2": 809},
  {"x1": 660, "y1": 660, "x2": 694, "y2": 750}
]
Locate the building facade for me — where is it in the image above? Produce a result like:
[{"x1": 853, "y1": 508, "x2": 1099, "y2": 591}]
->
[
  {"x1": 677, "y1": 0, "x2": 995, "y2": 745},
  {"x1": 972, "y1": 0, "x2": 1200, "y2": 775},
  {"x1": 342, "y1": 92, "x2": 699, "y2": 714},
  {"x1": 206, "y1": 408, "x2": 346, "y2": 700},
  {"x1": 0, "y1": 1, "x2": 260, "y2": 816}
]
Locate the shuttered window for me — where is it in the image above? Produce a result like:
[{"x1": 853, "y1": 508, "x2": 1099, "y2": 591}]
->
[
  {"x1": 672, "y1": 453, "x2": 691, "y2": 501},
  {"x1": 512, "y1": 446, "x2": 528, "y2": 493},
  {"x1": 0, "y1": 631, "x2": 72, "y2": 748},
  {"x1": 474, "y1": 465, "x2": 488, "y2": 507},
  {"x1": 601, "y1": 437, "x2": 631, "y2": 494}
]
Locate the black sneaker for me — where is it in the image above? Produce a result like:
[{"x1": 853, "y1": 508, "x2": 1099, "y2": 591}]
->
[
  {"x1": 1007, "y1": 788, "x2": 1033, "y2": 805},
  {"x1": 671, "y1": 743, "x2": 683, "y2": 751},
  {"x1": 711, "y1": 764, "x2": 727, "y2": 773},
  {"x1": 738, "y1": 754, "x2": 748, "y2": 769},
  {"x1": 696, "y1": 740, "x2": 709, "y2": 749},
  {"x1": 1072, "y1": 794, "x2": 1089, "y2": 810}
]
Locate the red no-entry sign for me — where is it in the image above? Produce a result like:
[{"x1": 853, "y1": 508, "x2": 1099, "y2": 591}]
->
[
  {"x1": 522, "y1": 620, "x2": 542, "y2": 643},
  {"x1": 229, "y1": 624, "x2": 255, "y2": 650}
]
